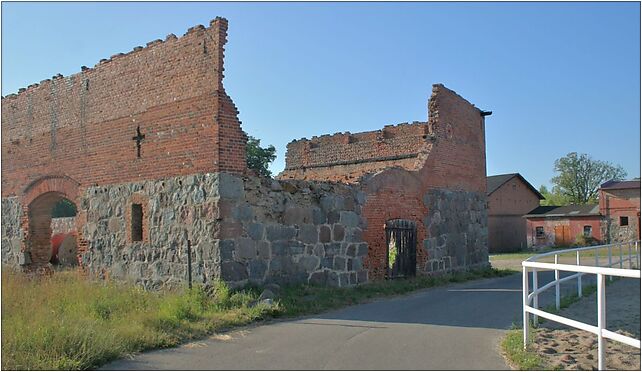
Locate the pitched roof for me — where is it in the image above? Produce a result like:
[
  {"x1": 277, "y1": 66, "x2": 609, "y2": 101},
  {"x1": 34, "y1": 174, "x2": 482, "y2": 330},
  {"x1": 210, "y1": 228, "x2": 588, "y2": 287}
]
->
[
  {"x1": 524, "y1": 204, "x2": 600, "y2": 218},
  {"x1": 486, "y1": 173, "x2": 544, "y2": 199},
  {"x1": 600, "y1": 179, "x2": 641, "y2": 190}
]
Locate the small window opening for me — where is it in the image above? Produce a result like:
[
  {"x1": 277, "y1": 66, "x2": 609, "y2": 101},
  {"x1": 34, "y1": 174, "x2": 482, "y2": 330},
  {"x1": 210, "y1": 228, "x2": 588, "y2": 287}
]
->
[
  {"x1": 620, "y1": 216, "x2": 629, "y2": 226},
  {"x1": 131, "y1": 204, "x2": 143, "y2": 241},
  {"x1": 583, "y1": 225, "x2": 592, "y2": 237},
  {"x1": 535, "y1": 226, "x2": 545, "y2": 238}
]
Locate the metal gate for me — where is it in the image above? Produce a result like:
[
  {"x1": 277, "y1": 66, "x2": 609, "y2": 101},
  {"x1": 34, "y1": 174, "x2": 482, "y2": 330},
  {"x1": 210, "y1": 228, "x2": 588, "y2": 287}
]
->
[{"x1": 385, "y1": 219, "x2": 417, "y2": 279}]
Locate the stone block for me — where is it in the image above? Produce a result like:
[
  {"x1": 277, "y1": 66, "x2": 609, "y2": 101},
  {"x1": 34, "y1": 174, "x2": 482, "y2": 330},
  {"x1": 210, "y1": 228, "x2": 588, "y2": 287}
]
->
[
  {"x1": 313, "y1": 243, "x2": 325, "y2": 257},
  {"x1": 233, "y1": 203, "x2": 254, "y2": 222},
  {"x1": 298, "y1": 255, "x2": 320, "y2": 272},
  {"x1": 219, "y1": 221, "x2": 243, "y2": 239},
  {"x1": 319, "y1": 225, "x2": 331, "y2": 243},
  {"x1": 236, "y1": 238, "x2": 257, "y2": 260},
  {"x1": 333, "y1": 256, "x2": 347, "y2": 271},
  {"x1": 219, "y1": 173, "x2": 244, "y2": 200},
  {"x1": 345, "y1": 227, "x2": 362, "y2": 242},
  {"x1": 298, "y1": 224, "x2": 318, "y2": 244},
  {"x1": 220, "y1": 240, "x2": 235, "y2": 260},
  {"x1": 309, "y1": 270, "x2": 327, "y2": 286},
  {"x1": 339, "y1": 211, "x2": 359, "y2": 227},
  {"x1": 324, "y1": 243, "x2": 342, "y2": 256},
  {"x1": 221, "y1": 261, "x2": 248, "y2": 282},
  {"x1": 272, "y1": 241, "x2": 289, "y2": 256},
  {"x1": 320, "y1": 256, "x2": 333, "y2": 269},
  {"x1": 266, "y1": 224, "x2": 297, "y2": 241},
  {"x1": 327, "y1": 211, "x2": 340, "y2": 224},
  {"x1": 312, "y1": 207, "x2": 326, "y2": 224},
  {"x1": 258, "y1": 241, "x2": 271, "y2": 259},
  {"x1": 248, "y1": 223, "x2": 264, "y2": 241},
  {"x1": 332, "y1": 224, "x2": 345, "y2": 241},
  {"x1": 248, "y1": 259, "x2": 267, "y2": 282},
  {"x1": 284, "y1": 206, "x2": 313, "y2": 225},
  {"x1": 346, "y1": 243, "x2": 357, "y2": 257},
  {"x1": 327, "y1": 271, "x2": 339, "y2": 287},
  {"x1": 356, "y1": 243, "x2": 368, "y2": 257},
  {"x1": 356, "y1": 270, "x2": 368, "y2": 283}
]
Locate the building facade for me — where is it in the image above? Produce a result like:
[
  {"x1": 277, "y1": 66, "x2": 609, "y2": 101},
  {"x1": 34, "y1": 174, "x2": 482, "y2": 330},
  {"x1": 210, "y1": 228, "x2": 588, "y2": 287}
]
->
[
  {"x1": 486, "y1": 173, "x2": 543, "y2": 253},
  {"x1": 599, "y1": 180, "x2": 641, "y2": 243}
]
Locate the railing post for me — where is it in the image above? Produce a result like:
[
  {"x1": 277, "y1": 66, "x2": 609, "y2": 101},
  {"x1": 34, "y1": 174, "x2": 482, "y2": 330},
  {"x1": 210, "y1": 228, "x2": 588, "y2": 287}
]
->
[
  {"x1": 555, "y1": 254, "x2": 560, "y2": 310},
  {"x1": 636, "y1": 241, "x2": 640, "y2": 269},
  {"x1": 532, "y1": 269, "x2": 538, "y2": 326},
  {"x1": 628, "y1": 241, "x2": 632, "y2": 269},
  {"x1": 608, "y1": 245, "x2": 612, "y2": 281},
  {"x1": 597, "y1": 273, "x2": 606, "y2": 370},
  {"x1": 619, "y1": 243, "x2": 623, "y2": 269},
  {"x1": 523, "y1": 265, "x2": 529, "y2": 350},
  {"x1": 576, "y1": 251, "x2": 582, "y2": 297},
  {"x1": 595, "y1": 246, "x2": 599, "y2": 267}
]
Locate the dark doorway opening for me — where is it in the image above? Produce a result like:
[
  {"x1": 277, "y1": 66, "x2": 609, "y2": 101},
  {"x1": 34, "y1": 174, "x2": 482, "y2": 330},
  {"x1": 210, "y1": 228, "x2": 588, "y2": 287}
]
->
[{"x1": 385, "y1": 219, "x2": 417, "y2": 279}]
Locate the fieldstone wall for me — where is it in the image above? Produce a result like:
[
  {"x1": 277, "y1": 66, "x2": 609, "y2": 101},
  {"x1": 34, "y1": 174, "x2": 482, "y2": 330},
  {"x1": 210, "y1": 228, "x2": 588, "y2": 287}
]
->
[
  {"x1": 217, "y1": 174, "x2": 368, "y2": 288},
  {"x1": 422, "y1": 189, "x2": 489, "y2": 273},
  {"x1": 1, "y1": 197, "x2": 23, "y2": 266},
  {"x1": 51, "y1": 217, "x2": 76, "y2": 235},
  {"x1": 80, "y1": 173, "x2": 221, "y2": 289},
  {"x1": 79, "y1": 172, "x2": 368, "y2": 289}
]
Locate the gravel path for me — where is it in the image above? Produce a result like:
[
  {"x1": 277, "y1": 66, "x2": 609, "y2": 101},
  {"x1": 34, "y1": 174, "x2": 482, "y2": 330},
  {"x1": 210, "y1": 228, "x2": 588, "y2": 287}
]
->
[{"x1": 532, "y1": 278, "x2": 640, "y2": 370}]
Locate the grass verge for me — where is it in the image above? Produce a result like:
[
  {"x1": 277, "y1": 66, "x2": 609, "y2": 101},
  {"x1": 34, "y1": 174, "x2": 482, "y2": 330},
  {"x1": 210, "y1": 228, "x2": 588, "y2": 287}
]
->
[
  {"x1": 2, "y1": 266, "x2": 515, "y2": 370},
  {"x1": 501, "y1": 324, "x2": 551, "y2": 370}
]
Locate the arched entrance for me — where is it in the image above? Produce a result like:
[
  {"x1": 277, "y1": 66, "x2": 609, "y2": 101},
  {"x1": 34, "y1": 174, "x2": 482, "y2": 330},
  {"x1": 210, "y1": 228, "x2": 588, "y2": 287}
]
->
[
  {"x1": 27, "y1": 193, "x2": 79, "y2": 268},
  {"x1": 22, "y1": 175, "x2": 81, "y2": 270}
]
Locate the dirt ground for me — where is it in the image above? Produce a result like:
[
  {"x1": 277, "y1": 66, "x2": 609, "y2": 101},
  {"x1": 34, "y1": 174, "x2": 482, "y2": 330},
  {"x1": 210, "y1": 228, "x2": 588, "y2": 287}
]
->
[{"x1": 532, "y1": 278, "x2": 641, "y2": 370}]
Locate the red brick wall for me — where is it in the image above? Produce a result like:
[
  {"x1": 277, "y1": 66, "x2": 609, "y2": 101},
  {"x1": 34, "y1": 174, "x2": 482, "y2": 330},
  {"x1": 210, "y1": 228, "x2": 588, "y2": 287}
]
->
[
  {"x1": 360, "y1": 169, "x2": 427, "y2": 280},
  {"x1": 281, "y1": 122, "x2": 431, "y2": 182},
  {"x1": 279, "y1": 84, "x2": 487, "y2": 193},
  {"x1": 418, "y1": 84, "x2": 487, "y2": 193},
  {"x1": 526, "y1": 216, "x2": 603, "y2": 248},
  {"x1": 1, "y1": 17, "x2": 247, "y2": 200},
  {"x1": 280, "y1": 84, "x2": 489, "y2": 279}
]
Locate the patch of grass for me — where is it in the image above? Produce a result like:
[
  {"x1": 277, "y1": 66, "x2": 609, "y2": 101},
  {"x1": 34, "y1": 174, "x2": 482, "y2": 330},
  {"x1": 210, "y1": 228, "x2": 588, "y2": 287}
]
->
[
  {"x1": 1, "y1": 266, "x2": 514, "y2": 370},
  {"x1": 1, "y1": 269, "x2": 274, "y2": 370},
  {"x1": 275, "y1": 267, "x2": 516, "y2": 317},
  {"x1": 502, "y1": 326, "x2": 551, "y2": 370}
]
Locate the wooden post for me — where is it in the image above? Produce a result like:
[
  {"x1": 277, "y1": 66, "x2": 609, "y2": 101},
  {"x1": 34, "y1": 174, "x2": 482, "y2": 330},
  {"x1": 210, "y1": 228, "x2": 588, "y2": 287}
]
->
[{"x1": 187, "y1": 239, "x2": 192, "y2": 290}]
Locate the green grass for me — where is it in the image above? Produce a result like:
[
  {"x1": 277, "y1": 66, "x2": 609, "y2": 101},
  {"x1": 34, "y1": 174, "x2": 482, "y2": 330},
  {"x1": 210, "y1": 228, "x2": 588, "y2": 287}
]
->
[
  {"x1": 1, "y1": 266, "x2": 515, "y2": 370},
  {"x1": 502, "y1": 325, "x2": 551, "y2": 370},
  {"x1": 276, "y1": 267, "x2": 517, "y2": 317}
]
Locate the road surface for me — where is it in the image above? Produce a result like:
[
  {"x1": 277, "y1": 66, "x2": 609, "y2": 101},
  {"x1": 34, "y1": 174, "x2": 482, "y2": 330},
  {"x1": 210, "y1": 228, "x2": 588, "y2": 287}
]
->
[{"x1": 104, "y1": 273, "x2": 540, "y2": 370}]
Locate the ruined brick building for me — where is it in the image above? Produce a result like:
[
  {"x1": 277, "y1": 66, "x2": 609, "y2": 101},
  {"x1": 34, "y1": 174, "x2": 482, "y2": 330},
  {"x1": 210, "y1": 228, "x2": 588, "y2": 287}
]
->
[{"x1": 1, "y1": 18, "x2": 490, "y2": 288}]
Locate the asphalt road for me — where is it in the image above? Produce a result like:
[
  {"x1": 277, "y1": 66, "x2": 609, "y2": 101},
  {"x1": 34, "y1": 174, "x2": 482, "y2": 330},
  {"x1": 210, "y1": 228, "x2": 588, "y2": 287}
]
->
[{"x1": 104, "y1": 273, "x2": 534, "y2": 370}]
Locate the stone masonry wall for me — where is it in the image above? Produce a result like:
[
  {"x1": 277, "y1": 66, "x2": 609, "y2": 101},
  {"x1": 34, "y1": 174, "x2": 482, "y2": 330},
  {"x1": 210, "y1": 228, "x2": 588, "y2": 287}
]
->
[
  {"x1": 77, "y1": 172, "x2": 367, "y2": 289},
  {"x1": 422, "y1": 189, "x2": 489, "y2": 273},
  {"x1": 217, "y1": 174, "x2": 368, "y2": 288},
  {"x1": 1, "y1": 197, "x2": 23, "y2": 266},
  {"x1": 80, "y1": 173, "x2": 222, "y2": 290},
  {"x1": 51, "y1": 217, "x2": 77, "y2": 235}
]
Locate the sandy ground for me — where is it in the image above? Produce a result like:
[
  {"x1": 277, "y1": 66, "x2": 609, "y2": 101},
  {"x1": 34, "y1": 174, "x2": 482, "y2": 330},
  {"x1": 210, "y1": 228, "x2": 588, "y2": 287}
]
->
[{"x1": 531, "y1": 278, "x2": 641, "y2": 370}]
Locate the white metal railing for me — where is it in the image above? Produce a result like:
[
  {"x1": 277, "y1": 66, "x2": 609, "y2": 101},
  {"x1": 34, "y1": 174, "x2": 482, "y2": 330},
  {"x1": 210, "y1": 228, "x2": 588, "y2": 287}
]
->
[{"x1": 522, "y1": 240, "x2": 641, "y2": 370}]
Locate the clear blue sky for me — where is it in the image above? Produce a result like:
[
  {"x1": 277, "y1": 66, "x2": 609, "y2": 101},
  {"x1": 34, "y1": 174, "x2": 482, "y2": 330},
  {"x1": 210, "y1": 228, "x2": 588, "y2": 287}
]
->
[{"x1": 3, "y1": 2, "x2": 640, "y2": 188}]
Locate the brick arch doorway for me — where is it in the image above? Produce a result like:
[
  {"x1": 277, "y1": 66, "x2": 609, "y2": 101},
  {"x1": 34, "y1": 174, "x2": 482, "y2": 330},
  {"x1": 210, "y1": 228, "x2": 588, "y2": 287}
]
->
[
  {"x1": 385, "y1": 219, "x2": 417, "y2": 279},
  {"x1": 27, "y1": 193, "x2": 79, "y2": 268},
  {"x1": 22, "y1": 175, "x2": 81, "y2": 269}
]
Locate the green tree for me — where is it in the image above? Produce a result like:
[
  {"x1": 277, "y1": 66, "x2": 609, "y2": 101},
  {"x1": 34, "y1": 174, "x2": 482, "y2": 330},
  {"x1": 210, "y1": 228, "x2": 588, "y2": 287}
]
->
[
  {"x1": 551, "y1": 152, "x2": 627, "y2": 205},
  {"x1": 51, "y1": 199, "x2": 77, "y2": 218},
  {"x1": 538, "y1": 185, "x2": 571, "y2": 206},
  {"x1": 246, "y1": 135, "x2": 277, "y2": 178}
]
